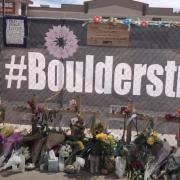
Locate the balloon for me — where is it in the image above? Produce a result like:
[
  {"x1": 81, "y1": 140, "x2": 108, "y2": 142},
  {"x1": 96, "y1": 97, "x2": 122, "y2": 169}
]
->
[
  {"x1": 93, "y1": 16, "x2": 102, "y2": 23},
  {"x1": 141, "y1": 21, "x2": 148, "y2": 28},
  {"x1": 123, "y1": 19, "x2": 130, "y2": 26}
]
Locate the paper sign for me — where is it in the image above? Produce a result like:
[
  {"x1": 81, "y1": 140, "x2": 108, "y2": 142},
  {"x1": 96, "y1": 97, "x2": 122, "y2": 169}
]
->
[
  {"x1": 3, "y1": 16, "x2": 27, "y2": 47},
  {"x1": 87, "y1": 23, "x2": 129, "y2": 47}
]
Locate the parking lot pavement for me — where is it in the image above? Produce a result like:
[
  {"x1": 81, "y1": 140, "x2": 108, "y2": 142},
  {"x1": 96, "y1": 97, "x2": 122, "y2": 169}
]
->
[{"x1": 0, "y1": 170, "x2": 128, "y2": 180}]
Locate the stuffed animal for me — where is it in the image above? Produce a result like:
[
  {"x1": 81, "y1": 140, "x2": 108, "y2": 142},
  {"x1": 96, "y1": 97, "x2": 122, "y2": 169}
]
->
[
  {"x1": 65, "y1": 157, "x2": 85, "y2": 174},
  {"x1": 73, "y1": 156, "x2": 85, "y2": 173}
]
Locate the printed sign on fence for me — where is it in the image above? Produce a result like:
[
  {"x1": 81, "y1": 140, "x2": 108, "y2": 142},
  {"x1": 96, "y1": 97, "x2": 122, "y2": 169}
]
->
[
  {"x1": 2, "y1": 47, "x2": 180, "y2": 113},
  {"x1": 3, "y1": 16, "x2": 27, "y2": 47},
  {"x1": 1, "y1": 19, "x2": 180, "y2": 113},
  {"x1": 87, "y1": 23, "x2": 129, "y2": 47}
]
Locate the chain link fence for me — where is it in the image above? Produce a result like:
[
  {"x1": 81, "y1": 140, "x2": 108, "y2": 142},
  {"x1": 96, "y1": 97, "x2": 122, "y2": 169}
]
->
[{"x1": 0, "y1": 18, "x2": 180, "y2": 146}]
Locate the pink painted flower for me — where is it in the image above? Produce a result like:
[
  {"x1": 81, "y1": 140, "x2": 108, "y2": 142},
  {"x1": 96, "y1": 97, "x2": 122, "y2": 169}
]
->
[{"x1": 45, "y1": 25, "x2": 78, "y2": 59}]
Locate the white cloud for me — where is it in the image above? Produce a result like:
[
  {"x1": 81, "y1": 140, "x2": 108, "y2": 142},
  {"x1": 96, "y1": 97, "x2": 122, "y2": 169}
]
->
[{"x1": 135, "y1": 0, "x2": 180, "y2": 9}]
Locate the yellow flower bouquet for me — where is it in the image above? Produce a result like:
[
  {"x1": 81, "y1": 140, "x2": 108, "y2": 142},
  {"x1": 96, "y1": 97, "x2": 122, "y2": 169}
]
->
[
  {"x1": 0, "y1": 125, "x2": 15, "y2": 138},
  {"x1": 96, "y1": 133, "x2": 108, "y2": 141},
  {"x1": 147, "y1": 131, "x2": 160, "y2": 146}
]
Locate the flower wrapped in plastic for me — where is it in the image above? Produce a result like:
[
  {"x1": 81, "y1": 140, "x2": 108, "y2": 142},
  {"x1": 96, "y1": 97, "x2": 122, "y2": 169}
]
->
[
  {"x1": 146, "y1": 131, "x2": 160, "y2": 146},
  {"x1": 134, "y1": 120, "x2": 161, "y2": 149},
  {"x1": 59, "y1": 144, "x2": 72, "y2": 158},
  {"x1": 74, "y1": 141, "x2": 85, "y2": 151},
  {"x1": 0, "y1": 125, "x2": 15, "y2": 138}
]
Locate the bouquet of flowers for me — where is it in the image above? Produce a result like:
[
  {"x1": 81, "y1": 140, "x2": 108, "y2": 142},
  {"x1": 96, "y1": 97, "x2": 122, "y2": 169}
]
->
[
  {"x1": 0, "y1": 125, "x2": 15, "y2": 138},
  {"x1": 70, "y1": 116, "x2": 85, "y2": 140},
  {"x1": 96, "y1": 133, "x2": 108, "y2": 141},
  {"x1": 59, "y1": 144, "x2": 72, "y2": 158},
  {"x1": 89, "y1": 132, "x2": 117, "y2": 157},
  {"x1": 93, "y1": 123, "x2": 106, "y2": 135},
  {"x1": 74, "y1": 141, "x2": 85, "y2": 151},
  {"x1": 134, "y1": 120, "x2": 161, "y2": 149},
  {"x1": 127, "y1": 120, "x2": 162, "y2": 179},
  {"x1": 63, "y1": 140, "x2": 85, "y2": 166},
  {"x1": 103, "y1": 134, "x2": 117, "y2": 156},
  {"x1": 146, "y1": 131, "x2": 160, "y2": 146}
]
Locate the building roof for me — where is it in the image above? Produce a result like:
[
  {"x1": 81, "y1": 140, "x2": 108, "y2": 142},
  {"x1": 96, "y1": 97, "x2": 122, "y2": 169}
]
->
[
  {"x1": 28, "y1": 0, "x2": 180, "y2": 17},
  {"x1": 86, "y1": 0, "x2": 147, "y2": 11}
]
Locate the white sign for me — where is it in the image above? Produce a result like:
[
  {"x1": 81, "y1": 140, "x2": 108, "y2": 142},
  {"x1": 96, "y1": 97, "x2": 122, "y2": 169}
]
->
[{"x1": 6, "y1": 19, "x2": 25, "y2": 45}]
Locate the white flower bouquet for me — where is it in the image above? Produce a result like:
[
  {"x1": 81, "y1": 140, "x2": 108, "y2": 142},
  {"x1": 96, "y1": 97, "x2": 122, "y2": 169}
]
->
[{"x1": 59, "y1": 144, "x2": 72, "y2": 158}]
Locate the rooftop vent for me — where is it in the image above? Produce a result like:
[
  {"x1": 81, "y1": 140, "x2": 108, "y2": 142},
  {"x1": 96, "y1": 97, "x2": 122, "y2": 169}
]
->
[
  {"x1": 40, "y1": 4, "x2": 50, "y2": 8},
  {"x1": 152, "y1": 17, "x2": 162, "y2": 21}
]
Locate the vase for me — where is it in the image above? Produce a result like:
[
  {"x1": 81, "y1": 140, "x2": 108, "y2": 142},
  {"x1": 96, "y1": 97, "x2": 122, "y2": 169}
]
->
[
  {"x1": 59, "y1": 155, "x2": 65, "y2": 172},
  {"x1": 90, "y1": 155, "x2": 100, "y2": 174},
  {"x1": 115, "y1": 156, "x2": 126, "y2": 178},
  {"x1": 104, "y1": 155, "x2": 115, "y2": 173}
]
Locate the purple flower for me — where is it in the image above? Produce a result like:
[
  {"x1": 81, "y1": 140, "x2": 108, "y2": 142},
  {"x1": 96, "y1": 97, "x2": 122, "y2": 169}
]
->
[
  {"x1": 4, "y1": 132, "x2": 23, "y2": 152},
  {"x1": 45, "y1": 25, "x2": 78, "y2": 59},
  {"x1": 0, "y1": 134, "x2": 4, "y2": 143}
]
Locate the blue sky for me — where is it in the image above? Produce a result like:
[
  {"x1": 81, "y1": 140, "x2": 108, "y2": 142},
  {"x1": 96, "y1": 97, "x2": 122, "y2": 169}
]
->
[{"x1": 32, "y1": 0, "x2": 180, "y2": 10}]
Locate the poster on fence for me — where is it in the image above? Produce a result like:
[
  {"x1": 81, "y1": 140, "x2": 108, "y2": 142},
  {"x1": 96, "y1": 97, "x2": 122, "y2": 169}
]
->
[
  {"x1": 3, "y1": 16, "x2": 27, "y2": 47},
  {"x1": 87, "y1": 22, "x2": 129, "y2": 47},
  {"x1": 1, "y1": 19, "x2": 180, "y2": 114}
]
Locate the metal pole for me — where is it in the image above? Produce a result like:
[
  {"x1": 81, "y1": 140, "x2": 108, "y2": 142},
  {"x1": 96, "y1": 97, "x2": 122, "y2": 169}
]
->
[
  {"x1": 2, "y1": 0, "x2": 5, "y2": 49},
  {"x1": 25, "y1": 0, "x2": 28, "y2": 16},
  {"x1": 2, "y1": 0, "x2": 5, "y2": 17}
]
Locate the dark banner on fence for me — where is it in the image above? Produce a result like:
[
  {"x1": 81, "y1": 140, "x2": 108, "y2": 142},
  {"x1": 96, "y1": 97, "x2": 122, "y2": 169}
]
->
[{"x1": 1, "y1": 18, "x2": 180, "y2": 114}]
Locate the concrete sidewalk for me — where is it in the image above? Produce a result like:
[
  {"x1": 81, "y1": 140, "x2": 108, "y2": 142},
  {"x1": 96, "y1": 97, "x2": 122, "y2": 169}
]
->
[{"x1": 0, "y1": 170, "x2": 127, "y2": 180}]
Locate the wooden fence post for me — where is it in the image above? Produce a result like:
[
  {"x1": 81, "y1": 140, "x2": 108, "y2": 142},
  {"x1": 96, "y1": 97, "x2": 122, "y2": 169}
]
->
[
  {"x1": 76, "y1": 96, "x2": 81, "y2": 113},
  {"x1": 31, "y1": 95, "x2": 38, "y2": 134},
  {"x1": 126, "y1": 99, "x2": 134, "y2": 144}
]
